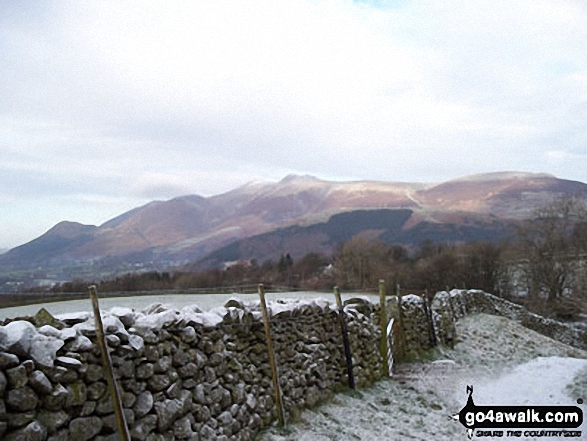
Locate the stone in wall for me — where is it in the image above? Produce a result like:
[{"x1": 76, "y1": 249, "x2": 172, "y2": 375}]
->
[
  {"x1": 448, "y1": 290, "x2": 467, "y2": 319},
  {"x1": 430, "y1": 291, "x2": 456, "y2": 347}
]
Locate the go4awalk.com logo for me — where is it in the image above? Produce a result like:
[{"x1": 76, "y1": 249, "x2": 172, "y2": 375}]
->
[{"x1": 452, "y1": 386, "x2": 584, "y2": 439}]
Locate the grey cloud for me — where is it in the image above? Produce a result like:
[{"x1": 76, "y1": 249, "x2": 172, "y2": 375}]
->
[{"x1": 1, "y1": 0, "x2": 587, "y2": 247}]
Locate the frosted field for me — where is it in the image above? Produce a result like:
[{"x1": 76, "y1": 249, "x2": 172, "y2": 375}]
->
[
  {"x1": 0, "y1": 291, "x2": 377, "y2": 321},
  {"x1": 259, "y1": 314, "x2": 587, "y2": 441}
]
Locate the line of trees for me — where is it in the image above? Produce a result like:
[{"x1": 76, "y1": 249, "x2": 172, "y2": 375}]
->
[
  {"x1": 49, "y1": 239, "x2": 507, "y2": 303},
  {"x1": 332, "y1": 196, "x2": 587, "y2": 320},
  {"x1": 50, "y1": 252, "x2": 332, "y2": 294},
  {"x1": 331, "y1": 236, "x2": 503, "y2": 294}
]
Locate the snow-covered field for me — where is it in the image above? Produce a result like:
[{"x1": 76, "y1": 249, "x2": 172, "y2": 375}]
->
[
  {"x1": 259, "y1": 314, "x2": 587, "y2": 441},
  {"x1": 0, "y1": 291, "x2": 377, "y2": 320}
]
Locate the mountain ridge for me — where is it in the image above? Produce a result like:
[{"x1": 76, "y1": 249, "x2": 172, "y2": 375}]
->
[{"x1": 1, "y1": 171, "x2": 586, "y2": 276}]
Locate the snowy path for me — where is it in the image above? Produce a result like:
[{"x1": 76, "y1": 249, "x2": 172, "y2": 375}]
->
[
  {"x1": 258, "y1": 314, "x2": 587, "y2": 441},
  {"x1": 474, "y1": 356, "x2": 587, "y2": 406}
]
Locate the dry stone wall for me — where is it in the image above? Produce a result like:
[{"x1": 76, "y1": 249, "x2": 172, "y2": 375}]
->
[
  {"x1": 2, "y1": 288, "x2": 583, "y2": 440},
  {"x1": 388, "y1": 292, "x2": 457, "y2": 362},
  {"x1": 388, "y1": 289, "x2": 587, "y2": 361},
  {"x1": 0, "y1": 297, "x2": 383, "y2": 441},
  {"x1": 450, "y1": 289, "x2": 587, "y2": 350},
  {"x1": 393, "y1": 289, "x2": 587, "y2": 360}
]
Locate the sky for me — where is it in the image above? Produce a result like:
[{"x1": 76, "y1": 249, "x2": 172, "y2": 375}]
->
[{"x1": 1, "y1": 0, "x2": 587, "y2": 250}]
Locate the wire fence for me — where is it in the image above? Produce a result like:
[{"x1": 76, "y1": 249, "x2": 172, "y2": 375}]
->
[
  {"x1": 87, "y1": 283, "x2": 386, "y2": 432},
  {"x1": 0, "y1": 282, "x2": 412, "y2": 439}
]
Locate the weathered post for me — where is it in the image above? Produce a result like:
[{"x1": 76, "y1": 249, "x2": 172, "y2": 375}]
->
[
  {"x1": 258, "y1": 283, "x2": 285, "y2": 427},
  {"x1": 395, "y1": 293, "x2": 405, "y2": 363},
  {"x1": 333, "y1": 286, "x2": 355, "y2": 389},
  {"x1": 89, "y1": 285, "x2": 131, "y2": 441},
  {"x1": 379, "y1": 279, "x2": 390, "y2": 377}
]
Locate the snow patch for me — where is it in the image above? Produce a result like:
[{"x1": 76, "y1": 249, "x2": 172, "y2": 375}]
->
[
  {"x1": 55, "y1": 311, "x2": 91, "y2": 323},
  {"x1": 401, "y1": 294, "x2": 424, "y2": 305},
  {"x1": 29, "y1": 334, "x2": 64, "y2": 368},
  {"x1": 37, "y1": 325, "x2": 61, "y2": 338},
  {"x1": 134, "y1": 309, "x2": 181, "y2": 330},
  {"x1": 472, "y1": 356, "x2": 587, "y2": 406},
  {"x1": 0, "y1": 320, "x2": 37, "y2": 355},
  {"x1": 59, "y1": 327, "x2": 77, "y2": 341}
]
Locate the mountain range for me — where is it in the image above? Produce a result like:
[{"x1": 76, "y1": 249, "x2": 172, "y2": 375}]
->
[{"x1": 2, "y1": 171, "x2": 586, "y2": 277}]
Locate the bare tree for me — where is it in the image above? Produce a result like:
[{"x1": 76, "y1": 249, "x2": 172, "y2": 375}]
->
[
  {"x1": 457, "y1": 242, "x2": 503, "y2": 293},
  {"x1": 333, "y1": 236, "x2": 390, "y2": 289},
  {"x1": 517, "y1": 196, "x2": 587, "y2": 319}
]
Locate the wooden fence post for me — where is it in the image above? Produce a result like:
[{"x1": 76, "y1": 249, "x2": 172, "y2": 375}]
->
[
  {"x1": 333, "y1": 286, "x2": 355, "y2": 389},
  {"x1": 379, "y1": 280, "x2": 390, "y2": 377},
  {"x1": 89, "y1": 286, "x2": 131, "y2": 441},
  {"x1": 395, "y1": 293, "x2": 405, "y2": 363},
  {"x1": 258, "y1": 284, "x2": 285, "y2": 427}
]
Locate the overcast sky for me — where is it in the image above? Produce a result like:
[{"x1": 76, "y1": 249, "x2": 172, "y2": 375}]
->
[{"x1": 1, "y1": 0, "x2": 587, "y2": 249}]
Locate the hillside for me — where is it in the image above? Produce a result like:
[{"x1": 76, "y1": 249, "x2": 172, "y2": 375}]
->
[
  {"x1": 193, "y1": 209, "x2": 514, "y2": 270},
  {"x1": 1, "y1": 171, "x2": 586, "y2": 277},
  {"x1": 259, "y1": 313, "x2": 587, "y2": 441}
]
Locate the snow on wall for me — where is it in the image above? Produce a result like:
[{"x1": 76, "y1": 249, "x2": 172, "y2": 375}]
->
[
  {"x1": 390, "y1": 288, "x2": 587, "y2": 362},
  {"x1": 0, "y1": 297, "x2": 383, "y2": 441},
  {"x1": 0, "y1": 289, "x2": 583, "y2": 440},
  {"x1": 454, "y1": 289, "x2": 587, "y2": 350}
]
